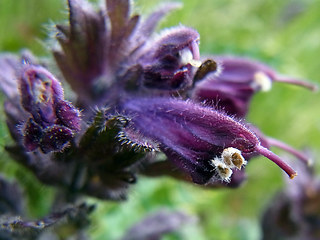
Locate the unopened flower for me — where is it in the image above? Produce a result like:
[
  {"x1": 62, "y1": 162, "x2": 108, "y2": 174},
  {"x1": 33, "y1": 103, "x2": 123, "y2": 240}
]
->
[{"x1": 19, "y1": 64, "x2": 81, "y2": 153}]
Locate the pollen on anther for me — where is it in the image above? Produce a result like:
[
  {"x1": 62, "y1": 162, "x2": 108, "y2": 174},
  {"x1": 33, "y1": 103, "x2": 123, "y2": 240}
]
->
[
  {"x1": 211, "y1": 158, "x2": 233, "y2": 182},
  {"x1": 221, "y1": 147, "x2": 247, "y2": 170}
]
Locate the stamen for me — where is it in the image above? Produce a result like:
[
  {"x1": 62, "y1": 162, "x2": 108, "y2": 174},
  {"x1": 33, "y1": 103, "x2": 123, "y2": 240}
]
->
[
  {"x1": 222, "y1": 147, "x2": 247, "y2": 170},
  {"x1": 253, "y1": 71, "x2": 272, "y2": 92},
  {"x1": 211, "y1": 158, "x2": 233, "y2": 182},
  {"x1": 255, "y1": 145, "x2": 297, "y2": 179}
]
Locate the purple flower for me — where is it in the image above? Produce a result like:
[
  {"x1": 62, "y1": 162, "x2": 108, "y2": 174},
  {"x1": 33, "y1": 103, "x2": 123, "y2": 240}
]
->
[
  {"x1": 192, "y1": 55, "x2": 317, "y2": 118},
  {"x1": 119, "y1": 97, "x2": 297, "y2": 184},
  {"x1": 0, "y1": 0, "x2": 314, "y2": 199}
]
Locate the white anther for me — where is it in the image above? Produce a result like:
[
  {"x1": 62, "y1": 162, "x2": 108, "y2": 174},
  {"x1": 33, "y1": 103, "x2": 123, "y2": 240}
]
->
[
  {"x1": 253, "y1": 71, "x2": 272, "y2": 92},
  {"x1": 179, "y1": 48, "x2": 201, "y2": 67},
  {"x1": 221, "y1": 147, "x2": 247, "y2": 170},
  {"x1": 211, "y1": 157, "x2": 233, "y2": 182}
]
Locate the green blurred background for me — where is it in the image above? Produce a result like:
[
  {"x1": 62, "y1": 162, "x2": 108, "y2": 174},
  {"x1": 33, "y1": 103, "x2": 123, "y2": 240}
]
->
[{"x1": 0, "y1": 0, "x2": 319, "y2": 239}]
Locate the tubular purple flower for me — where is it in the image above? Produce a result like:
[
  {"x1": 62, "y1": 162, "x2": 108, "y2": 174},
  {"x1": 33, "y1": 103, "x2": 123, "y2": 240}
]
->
[
  {"x1": 120, "y1": 97, "x2": 296, "y2": 184},
  {"x1": 192, "y1": 56, "x2": 317, "y2": 117}
]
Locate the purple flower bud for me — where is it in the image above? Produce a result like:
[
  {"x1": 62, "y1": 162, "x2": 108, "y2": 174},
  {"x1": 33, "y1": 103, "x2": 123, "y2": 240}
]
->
[
  {"x1": 18, "y1": 64, "x2": 81, "y2": 153},
  {"x1": 0, "y1": 51, "x2": 41, "y2": 101},
  {"x1": 138, "y1": 26, "x2": 201, "y2": 91},
  {"x1": 106, "y1": 0, "x2": 139, "y2": 65},
  {"x1": 120, "y1": 97, "x2": 296, "y2": 184},
  {"x1": 192, "y1": 56, "x2": 317, "y2": 117}
]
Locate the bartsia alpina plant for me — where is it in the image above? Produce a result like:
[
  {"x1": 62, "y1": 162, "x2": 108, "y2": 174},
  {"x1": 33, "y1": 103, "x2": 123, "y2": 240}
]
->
[{"x1": 0, "y1": 0, "x2": 317, "y2": 238}]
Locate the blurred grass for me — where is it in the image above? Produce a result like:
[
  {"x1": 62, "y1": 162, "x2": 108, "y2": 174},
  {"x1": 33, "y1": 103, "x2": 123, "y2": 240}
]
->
[
  {"x1": 0, "y1": 0, "x2": 64, "y2": 54},
  {"x1": 0, "y1": 0, "x2": 320, "y2": 239}
]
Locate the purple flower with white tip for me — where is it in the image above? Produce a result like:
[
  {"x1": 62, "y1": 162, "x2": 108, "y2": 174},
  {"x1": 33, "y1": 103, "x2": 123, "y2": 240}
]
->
[
  {"x1": 119, "y1": 97, "x2": 297, "y2": 184},
  {"x1": 0, "y1": 0, "x2": 315, "y2": 201},
  {"x1": 192, "y1": 55, "x2": 317, "y2": 118}
]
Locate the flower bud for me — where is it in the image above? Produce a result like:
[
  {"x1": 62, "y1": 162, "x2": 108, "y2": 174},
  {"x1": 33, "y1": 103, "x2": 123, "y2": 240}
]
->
[{"x1": 18, "y1": 64, "x2": 81, "y2": 153}]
